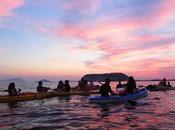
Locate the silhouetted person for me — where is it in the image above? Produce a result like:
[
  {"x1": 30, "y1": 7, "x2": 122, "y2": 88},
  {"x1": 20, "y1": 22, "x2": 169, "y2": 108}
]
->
[
  {"x1": 64, "y1": 80, "x2": 71, "y2": 92},
  {"x1": 126, "y1": 76, "x2": 137, "y2": 93},
  {"x1": 8, "y1": 82, "x2": 18, "y2": 96},
  {"x1": 79, "y1": 78, "x2": 85, "y2": 90},
  {"x1": 57, "y1": 80, "x2": 64, "y2": 91},
  {"x1": 162, "y1": 78, "x2": 167, "y2": 86},
  {"x1": 167, "y1": 81, "x2": 172, "y2": 87},
  {"x1": 37, "y1": 81, "x2": 50, "y2": 92},
  {"x1": 88, "y1": 81, "x2": 95, "y2": 89},
  {"x1": 116, "y1": 81, "x2": 123, "y2": 90},
  {"x1": 100, "y1": 78, "x2": 115, "y2": 97},
  {"x1": 116, "y1": 81, "x2": 126, "y2": 95},
  {"x1": 84, "y1": 80, "x2": 89, "y2": 91},
  {"x1": 79, "y1": 78, "x2": 89, "y2": 91}
]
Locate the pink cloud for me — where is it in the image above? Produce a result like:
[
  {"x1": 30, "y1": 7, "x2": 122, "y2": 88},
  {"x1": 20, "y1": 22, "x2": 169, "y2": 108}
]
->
[
  {"x1": 81, "y1": 42, "x2": 175, "y2": 78},
  {"x1": 51, "y1": 19, "x2": 138, "y2": 41},
  {"x1": 154, "y1": 1, "x2": 175, "y2": 26},
  {"x1": 0, "y1": 0, "x2": 23, "y2": 18},
  {"x1": 132, "y1": 1, "x2": 175, "y2": 28},
  {"x1": 33, "y1": 1, "x2": 175, "y2": 79}
]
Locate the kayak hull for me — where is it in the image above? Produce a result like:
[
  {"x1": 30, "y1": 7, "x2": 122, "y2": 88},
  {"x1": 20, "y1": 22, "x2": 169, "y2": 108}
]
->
[
  {"x1": 89, "y1": 88, "x2": 148, "y2": 103},
  {"x1": 0, "y1": 91, "x2": 92, "y2": 103},
  {"x1": 146, "y1": 85, "x2": 175, "y2": 91}
]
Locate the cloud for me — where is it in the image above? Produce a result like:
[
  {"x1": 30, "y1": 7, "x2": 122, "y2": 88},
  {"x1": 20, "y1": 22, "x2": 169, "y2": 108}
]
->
[
  {"x1": 14, "y1": 0, "x2": 174, "y2": 78},
  {"x1": 131, "y1": 0, "x2": 175, "y2": 28},
  {"x1": 0, "y1": 0, "x2": 24, "y2": 18},
  {"x1": 60, "y1": 0, "x2": 101, "y2": 14}
]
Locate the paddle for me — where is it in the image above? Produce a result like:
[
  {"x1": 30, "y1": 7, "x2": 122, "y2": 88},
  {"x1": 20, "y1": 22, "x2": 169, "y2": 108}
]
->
[
  {"x1": 1, "y1": 90, "x2": 8, "y2": 92},
  {"x1": 96, "y1": 80, "x2": 103, "y2": 85},
  {"x1": 1, "y1": 88, "x2": 22, "y2": 95}
]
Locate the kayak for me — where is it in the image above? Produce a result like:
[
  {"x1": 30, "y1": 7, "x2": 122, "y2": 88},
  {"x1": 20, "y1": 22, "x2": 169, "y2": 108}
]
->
[
  {"x1": 89, "y1": 88, "x2": 148, "y2": 103},
  {"x1": 146, "y1": 85, "x2": 175, "y2": 91},
  {"x1": 0, "y1": 90, "x2": 93, "y2": 103}
]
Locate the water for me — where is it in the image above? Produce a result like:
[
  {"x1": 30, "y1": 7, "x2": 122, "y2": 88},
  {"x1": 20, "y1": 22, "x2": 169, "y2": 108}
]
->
[{"x1": 0, "y1": 81, "x2": 175, "y2": 130}]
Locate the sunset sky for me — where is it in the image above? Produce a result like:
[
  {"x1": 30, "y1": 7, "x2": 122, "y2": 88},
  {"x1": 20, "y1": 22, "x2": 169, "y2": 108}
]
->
[{"x1": 0, "y1": 0, "x2": 175, "y2": 80}]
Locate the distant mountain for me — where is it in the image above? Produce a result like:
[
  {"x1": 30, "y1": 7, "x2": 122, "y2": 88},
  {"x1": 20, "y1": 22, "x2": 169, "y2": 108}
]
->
[
  {"x1": 82, "y1": 73, "x2": 129, "y2": 81},
  {"x1": 36, "y1": 79, "x2": 53, "y2": 83},
  {"x1": 0, "y1": 78, "x2": 25, "y2": 82}
]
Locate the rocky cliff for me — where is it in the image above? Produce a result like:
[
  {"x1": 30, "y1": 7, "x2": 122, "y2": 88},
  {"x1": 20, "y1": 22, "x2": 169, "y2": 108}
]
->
[{"x1": 82, "y1": 73, "x2": 129, "y2": 81}]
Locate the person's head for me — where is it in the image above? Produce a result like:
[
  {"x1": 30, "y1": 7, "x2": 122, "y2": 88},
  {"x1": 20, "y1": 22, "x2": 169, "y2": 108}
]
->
[
  {"x1": 8, "y1": 82, "x2": 15, "y2": 89},
  {"x1": 65, "y1": 80, "x2": 69, "y2": 85},
  {"x1": 163, "y1": 78, "x2": 166, "y2": 82},
  {"x1": 38, "y1": 81, "x2": 43, "y2": 86},
  {"x1": 118, "y1": 81, "x2": 121, "y2": 84},
  {"x1": 105, "y1": 78, "x2": 110, "y2": 84},
  {"x1": 128, "y1": 76, "x2": 134, "y2": 81},
  {"x1": 59, "y1": 80, "x2": 63, "y2": 85},
  {"x1": 168, "y1": 81, "x2": 170, "y2": 85},
  {"x1": 84, "y1": 80, "x2": 88, "y2": 85},
  {"x1": 127, "y1": 76, "x2": 136, "y2": 85}
]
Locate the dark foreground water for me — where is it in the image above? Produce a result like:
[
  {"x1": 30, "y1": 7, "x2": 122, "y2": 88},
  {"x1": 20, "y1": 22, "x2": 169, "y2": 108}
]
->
[{"x1": 0, "y1": 90, "x2": 175, "y2": 130}]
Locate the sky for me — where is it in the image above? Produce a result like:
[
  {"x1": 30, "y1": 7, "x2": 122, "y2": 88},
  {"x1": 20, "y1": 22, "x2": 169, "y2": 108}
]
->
[{"x1": 0, "y1": 0, "x2": 175, "y2": 80}]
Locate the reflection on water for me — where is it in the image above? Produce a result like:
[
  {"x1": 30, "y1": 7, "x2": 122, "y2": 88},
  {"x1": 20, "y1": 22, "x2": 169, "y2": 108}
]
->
[
  {"x1": 8, "y1": 102, "x2": 21, "y2": 109},
  {"x1": 0, "y1": 91, "x2": 175, "y2": 129}
]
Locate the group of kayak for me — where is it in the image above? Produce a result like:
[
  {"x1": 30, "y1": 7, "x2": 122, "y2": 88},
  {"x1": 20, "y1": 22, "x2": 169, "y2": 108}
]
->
[
  {"x1": 6, "y1": 80, "x2": 72, "y2": 97},
  {"x1": 89, "y1": 76, "x2": 148, "y2": 103},
  {"x1": 1, "y1": 76, "x2": 148, "y2": 103},
  {"x1": 99, "y1": 76, "x2": 137, "y2": 97},
  {"x1": 37, "y1": 80, "x2": 71, "y2": 93},
  {"x1": 146, "y1": 78, "x2": 175, "y2": 91},
  {"x1": 2, "y1": 77, "x2": 174, "y2": 104}
]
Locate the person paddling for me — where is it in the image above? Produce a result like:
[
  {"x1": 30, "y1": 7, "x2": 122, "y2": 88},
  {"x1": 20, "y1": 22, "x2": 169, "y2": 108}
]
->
[
  {"x1": 100, "y1": 78, "x2": 116, "y2": 97},
  {"x1": 8, "y1": 82, "x2": 18, "y2": 96},
  {"x1": 126, "y1": 76, "x2": 137, "y2": 93},
  {"x1": 64, "y1": 80, "x2": 71, "y2": 92},
  {"x1": 57, "y1": 80, "x2": 64, "y2": 91},
  {"x1": 37, "y1": 81, "x2": 50, "y2": 92}
]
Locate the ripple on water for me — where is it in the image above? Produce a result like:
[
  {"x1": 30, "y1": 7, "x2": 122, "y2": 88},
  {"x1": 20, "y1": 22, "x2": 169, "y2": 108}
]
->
[{"x1": 0, "y1": 92, "x2": 175, "y2": 129}]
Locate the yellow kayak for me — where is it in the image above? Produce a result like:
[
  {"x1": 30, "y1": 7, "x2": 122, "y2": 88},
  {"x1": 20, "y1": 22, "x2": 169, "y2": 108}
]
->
[{"x1": 0, "y1": 90, "x2": 98, "y2": 103}]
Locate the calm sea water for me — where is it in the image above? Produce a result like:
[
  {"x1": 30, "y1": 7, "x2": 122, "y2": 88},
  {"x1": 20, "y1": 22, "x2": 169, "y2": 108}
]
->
[{"x1": 0, "y1": 81, "x2": 175, "y2": 130}]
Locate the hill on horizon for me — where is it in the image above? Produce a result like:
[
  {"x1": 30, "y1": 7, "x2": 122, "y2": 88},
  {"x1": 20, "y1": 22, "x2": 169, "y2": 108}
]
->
[
  {"x1": 35, "y1": 79, "x2": 53, "y2": 83},
  {"x1": 0, "y1": 78, "x2": 25, "y2": 82},
  {"x1": 82, "y1": 73, "x2": 129, "y2": 81}
]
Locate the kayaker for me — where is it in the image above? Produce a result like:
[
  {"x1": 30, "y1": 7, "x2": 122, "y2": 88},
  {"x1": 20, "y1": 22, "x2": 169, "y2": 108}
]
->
[
  {"x1": 162, "y1": 78, "x2": 167, "y2": 86},
  {"x1": 79, "y1": 78, "x2": 89, "y2": 91},
  {"x1": 37, "y1": 81, "x2": 50, "y2": 92},
  {"x1": 116, "y1": 81, "x2": 126, "y2": 95},
  {"x1": 167, "y1": 81, "x2": 172, "y2": 87},
  {"x1": 8, "y1": 82, "x2": 18, "y2": 96},
  {"x1": 100, "y1": 78, "x2": 115, "y2": 97},
  {"x1": 57, "y1": 80, "x2": 64, "y2": 91},
  {"x1": 64, "y1": 80, "x2": 71, "y2": 92},
  {"x1": 116, "y1": 81, "x2": 123, "y2": 90},
  {"x1": 126, "y1": 76, "x2": 137, "y2": 93},
  {"x1": 88, "y1": 81, "x2": 95, "y2": 90},
  {"x1": 79, "y1": 78, "x2": 85, "y2": 90}
]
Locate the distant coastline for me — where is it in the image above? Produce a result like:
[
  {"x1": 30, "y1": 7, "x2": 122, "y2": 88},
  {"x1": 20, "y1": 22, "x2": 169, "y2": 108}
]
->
[{"x1": 0, "y1": 77, "x2": 174, "y2": 83}]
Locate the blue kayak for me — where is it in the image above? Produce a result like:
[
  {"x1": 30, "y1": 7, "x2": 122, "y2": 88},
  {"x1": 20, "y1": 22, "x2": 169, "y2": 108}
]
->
[{"x1": 89, "y1": 88, "x2": 148, "y2": 103}]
